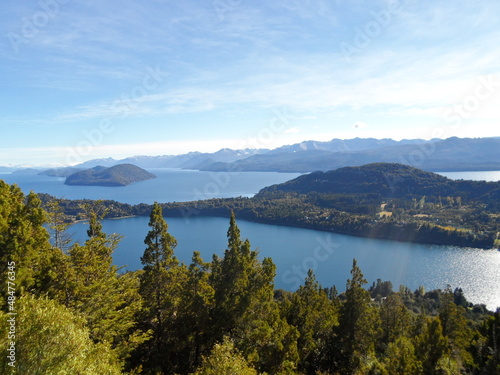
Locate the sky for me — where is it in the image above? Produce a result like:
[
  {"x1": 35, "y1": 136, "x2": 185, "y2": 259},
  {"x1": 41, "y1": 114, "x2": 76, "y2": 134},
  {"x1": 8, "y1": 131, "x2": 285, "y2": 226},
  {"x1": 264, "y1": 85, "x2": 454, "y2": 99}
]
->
[{"x1": 1, "y1": 0, "x2": 499, "y2": 166}]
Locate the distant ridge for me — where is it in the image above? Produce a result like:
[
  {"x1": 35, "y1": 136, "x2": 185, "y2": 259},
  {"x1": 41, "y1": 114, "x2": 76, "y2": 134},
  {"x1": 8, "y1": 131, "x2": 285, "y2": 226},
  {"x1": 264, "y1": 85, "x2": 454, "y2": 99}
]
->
[
  {"x1": 65, "y1": 164, "x2": 156, "y2": 187},
  {"x1": 39, "y1": 167, "x2": 84, "y2": 177},
  {"x1": 4, "y1": 137, "x2": 500, "y2": 173},
  {"x1": 201, "y1": 137, "x2": 500, "y2": 173}
]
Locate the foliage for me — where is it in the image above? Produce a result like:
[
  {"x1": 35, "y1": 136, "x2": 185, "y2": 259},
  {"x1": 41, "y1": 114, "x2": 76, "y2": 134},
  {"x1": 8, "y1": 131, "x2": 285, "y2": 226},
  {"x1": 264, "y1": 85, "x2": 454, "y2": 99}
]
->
[
  {"x1": 193, "y1": 338, "x2": 258, "y2": 375},
  {"x1": 1, "y1": 180, "x2": 499, "y2": 374},
  {"x1": 0, "y1": 295, "x2": 122, "y2": 375}
]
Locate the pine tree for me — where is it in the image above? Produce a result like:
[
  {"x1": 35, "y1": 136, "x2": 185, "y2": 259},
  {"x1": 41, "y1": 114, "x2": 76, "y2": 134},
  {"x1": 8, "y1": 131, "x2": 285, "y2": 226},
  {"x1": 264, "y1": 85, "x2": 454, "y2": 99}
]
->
[
  {"x1": 175, "y1": 251, "x2": 215, "y2": 373},
  {"x1": 138, "y1": 202, "x2": 187, "y2": 373},
  {"x1": 414, "y1": 318, "x2": 450, "y2": 375},
  {"x1": 52, "y1": 202, "x2": 148, "y2": 368},
  {"x1": 210, "y1": 211, "x2": 257, "y2": 336},
  {"x1": 210, "y1": 212, "x2": 299, "y2": 373},
  {"x1": 287, "y1": 269, "x2": 338, "y2": 373},
  {"x1": 380, "y1": 293, "x2": 413, "y2": 345},
  {"x1": 45, "y1": 197, "x2": 73, "y2": 251},
  {"x1": 383, "y1": 336, "x2": 421, "y2": 375},
  {"x1": 329, "y1": 259, "x2": 381, "y2": 374},
  {"x1": 80, "y1": 200, "x2": 107, "y2": 239}
]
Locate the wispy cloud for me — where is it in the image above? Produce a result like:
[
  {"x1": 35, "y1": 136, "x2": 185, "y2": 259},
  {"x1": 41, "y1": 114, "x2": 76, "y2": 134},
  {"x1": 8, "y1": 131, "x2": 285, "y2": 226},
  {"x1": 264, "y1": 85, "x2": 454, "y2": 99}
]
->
[{"x1": 1, "y1": 0, "x2": 499, "y2": 165}]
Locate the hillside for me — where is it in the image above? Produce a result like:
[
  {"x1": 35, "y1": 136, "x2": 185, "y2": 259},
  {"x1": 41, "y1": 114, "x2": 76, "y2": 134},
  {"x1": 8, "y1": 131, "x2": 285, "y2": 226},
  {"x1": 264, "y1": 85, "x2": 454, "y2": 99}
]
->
[
  {"x1": 258, "y1": 163, "x2": 500, "y2": 202},
  {"x1": 65, "y1": 164, "x2": 156, "y2": 186}
]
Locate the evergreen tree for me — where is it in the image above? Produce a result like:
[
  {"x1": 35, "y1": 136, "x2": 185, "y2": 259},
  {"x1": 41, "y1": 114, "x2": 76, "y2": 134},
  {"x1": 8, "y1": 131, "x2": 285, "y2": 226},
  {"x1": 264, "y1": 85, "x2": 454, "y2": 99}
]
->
[
  {"x1": 438, "y1": 287, "x2": 473, "y2": 370},
  {"x1": 54, "y1": 203, "x2": 147, "y2": 368},
  {"x1": 233, "y1": 256, "x2": 299, "y2": 374},
  {"x1": 175, "y1": 251, "x2": 215, "y2": 373},
  {"x1": 287, "y1": 269, "x2": 338, "y2": 373},
  {"x1": 414, "y1": 318, "x2": 450, "y2": 375},
  {"x1": 210, "y1": 212, "x2": 258, "y2": 337},
  {"x1": 328, "y1": 259, "x2": 381, "y2": 374},
  {"x1": 80, "y1": 200, "x2": 108, "y2": 239},
  {"x1": 45, "y1": 197, "x2": 72, "y2": 251},
  {"x1": 138, "y1": 202, "x2": 187, "y2": 374},
  {"x1": 0, "y1": 183, "x2": 55, "y2": 303},
  {"x1": 380, "y1": 293, "x2": 413, "y2": 345},
  {"x1": 471, "y1": 309, "x2": 500, "y2": 374},
  {"x1": 210, "y1": 212, "x2": 299, "y2": 373},
  {"x1": 383, "y1": 336, "x2": 421, "y2": 375}
]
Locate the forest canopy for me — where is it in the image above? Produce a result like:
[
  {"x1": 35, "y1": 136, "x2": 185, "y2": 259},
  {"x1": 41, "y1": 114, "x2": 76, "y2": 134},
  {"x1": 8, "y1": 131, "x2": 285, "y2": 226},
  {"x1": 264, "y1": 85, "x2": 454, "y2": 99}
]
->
[{"x1": 1, "y1": 180, "x2": 499, "y2": 374}]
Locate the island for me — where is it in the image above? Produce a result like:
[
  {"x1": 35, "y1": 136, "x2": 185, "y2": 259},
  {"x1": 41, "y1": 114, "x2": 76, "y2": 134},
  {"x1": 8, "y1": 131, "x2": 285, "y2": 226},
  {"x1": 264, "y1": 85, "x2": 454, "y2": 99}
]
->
[{"x1": 64, "y1": 163, "x2": 156, "y2": 187}]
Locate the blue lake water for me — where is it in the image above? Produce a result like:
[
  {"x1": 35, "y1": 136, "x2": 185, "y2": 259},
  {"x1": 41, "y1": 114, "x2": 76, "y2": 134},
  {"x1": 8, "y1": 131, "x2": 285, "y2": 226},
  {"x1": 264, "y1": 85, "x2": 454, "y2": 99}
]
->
[
  {"x1": 0, "y1": 168, "x2": 301, "y2": 204},
  {"x1": 70, "y1": 215, "x2": 500, "y2": 311},
  {"x1": 2, "y1": 169, "x2": 500, "y2": 310},
  {"x1": 438, "y1": 170, "x2": 500, "y2": 181}
]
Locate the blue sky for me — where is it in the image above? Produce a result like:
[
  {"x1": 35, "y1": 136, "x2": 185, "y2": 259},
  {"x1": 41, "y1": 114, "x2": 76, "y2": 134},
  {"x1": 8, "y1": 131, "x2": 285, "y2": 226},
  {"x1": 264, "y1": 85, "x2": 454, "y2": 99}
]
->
[{"x1": 1, "y1": 0, "x2": 499, "y2": 166}]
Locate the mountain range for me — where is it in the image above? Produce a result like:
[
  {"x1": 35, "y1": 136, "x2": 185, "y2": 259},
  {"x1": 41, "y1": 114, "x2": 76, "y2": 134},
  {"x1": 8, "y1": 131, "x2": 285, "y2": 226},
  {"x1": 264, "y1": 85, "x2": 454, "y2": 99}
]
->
[
  {"x1": 202, "y1": 137, "x2": 500, "y2": 172},
  {"x1": 4, "y1": 137, "x2": 500, "y2": 174},
  {"x1": 70, "y1": 137, "x2": 500, "y2": 173}
]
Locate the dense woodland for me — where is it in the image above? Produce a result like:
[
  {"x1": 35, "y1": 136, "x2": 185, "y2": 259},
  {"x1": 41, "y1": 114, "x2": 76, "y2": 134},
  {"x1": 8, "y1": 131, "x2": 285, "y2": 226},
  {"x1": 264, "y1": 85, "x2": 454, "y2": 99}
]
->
[{"x1": 1, "y1": 179, "x2": 500, "y2": 374}]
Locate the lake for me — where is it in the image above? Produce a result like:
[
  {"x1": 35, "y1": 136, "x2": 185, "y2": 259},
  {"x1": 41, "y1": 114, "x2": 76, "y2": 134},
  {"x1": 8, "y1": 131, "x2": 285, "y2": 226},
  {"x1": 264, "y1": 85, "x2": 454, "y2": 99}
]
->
[
  {"x1": 0, "y1": 168, "x2": 301, "y2": 204},
  {"x1": 70, "y1": 215, "x2": 500, "y2": 311},
  {"x1": 3, "y1": 168, "x2": 500, "y2": 310}
]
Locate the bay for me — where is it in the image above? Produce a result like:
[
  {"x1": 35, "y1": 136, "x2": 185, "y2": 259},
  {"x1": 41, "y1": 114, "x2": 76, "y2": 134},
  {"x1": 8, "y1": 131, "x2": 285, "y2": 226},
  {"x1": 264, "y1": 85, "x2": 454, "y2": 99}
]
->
[
  {"x1": 69, "y1": 215, "x2": 500, "y2": 311},
  {"x1": 0, "y1": 168, "x2": 301, "y2": 204}
]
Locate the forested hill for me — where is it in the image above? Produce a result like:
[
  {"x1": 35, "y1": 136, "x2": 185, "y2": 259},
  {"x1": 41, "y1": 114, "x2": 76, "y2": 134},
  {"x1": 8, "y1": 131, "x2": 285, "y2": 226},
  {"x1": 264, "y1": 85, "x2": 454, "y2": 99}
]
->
[
  {"x1": 258, "y1": 163, "x2": 500, "y2": 202},
  {"x1": 65, "y1": 163, "x2": 156, "y2": 186}
]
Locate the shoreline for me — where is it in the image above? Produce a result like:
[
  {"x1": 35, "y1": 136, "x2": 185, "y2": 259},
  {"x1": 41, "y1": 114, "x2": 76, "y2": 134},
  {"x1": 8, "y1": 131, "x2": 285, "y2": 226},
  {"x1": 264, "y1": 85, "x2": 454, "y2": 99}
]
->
[{"x1": 71, "y1": 215, "x2": 137, "y2": 225}]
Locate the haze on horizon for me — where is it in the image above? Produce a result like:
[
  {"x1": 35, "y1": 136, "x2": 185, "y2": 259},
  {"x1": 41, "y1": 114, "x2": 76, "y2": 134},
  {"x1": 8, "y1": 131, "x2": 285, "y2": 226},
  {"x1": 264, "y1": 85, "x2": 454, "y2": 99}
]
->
[{"x1": 1, "y1": 0, "x2": 499, "y2": 166}]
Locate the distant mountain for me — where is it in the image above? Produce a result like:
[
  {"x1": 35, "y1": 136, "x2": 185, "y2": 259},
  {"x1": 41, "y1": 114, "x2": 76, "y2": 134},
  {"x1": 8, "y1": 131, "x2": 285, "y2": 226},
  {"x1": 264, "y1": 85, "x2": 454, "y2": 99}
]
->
[
  {"x1": 76, "y1": 158, "x2": 118, "y2": 169},
  {"x1": 11, "y1": 168, "x2": 41, "y2": 175},
  {"x1": 39, "y1": 167, "x2": 84, "y2": 177},
  {"x1": 75, "y1": 148, "x2": 267, "y2": 170},
  {"x1": 59, "y1": 137, "x2": 500, "y2": 173},
  {"x1": 65, "y1": 164, "x2": 156, "y2": 187},
  {"x1": 202, "y1": 137, "x2": 500, "y2": 173},
  {"x1": 266, "y1": 137, "x2": 435, "y2": 154}
]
